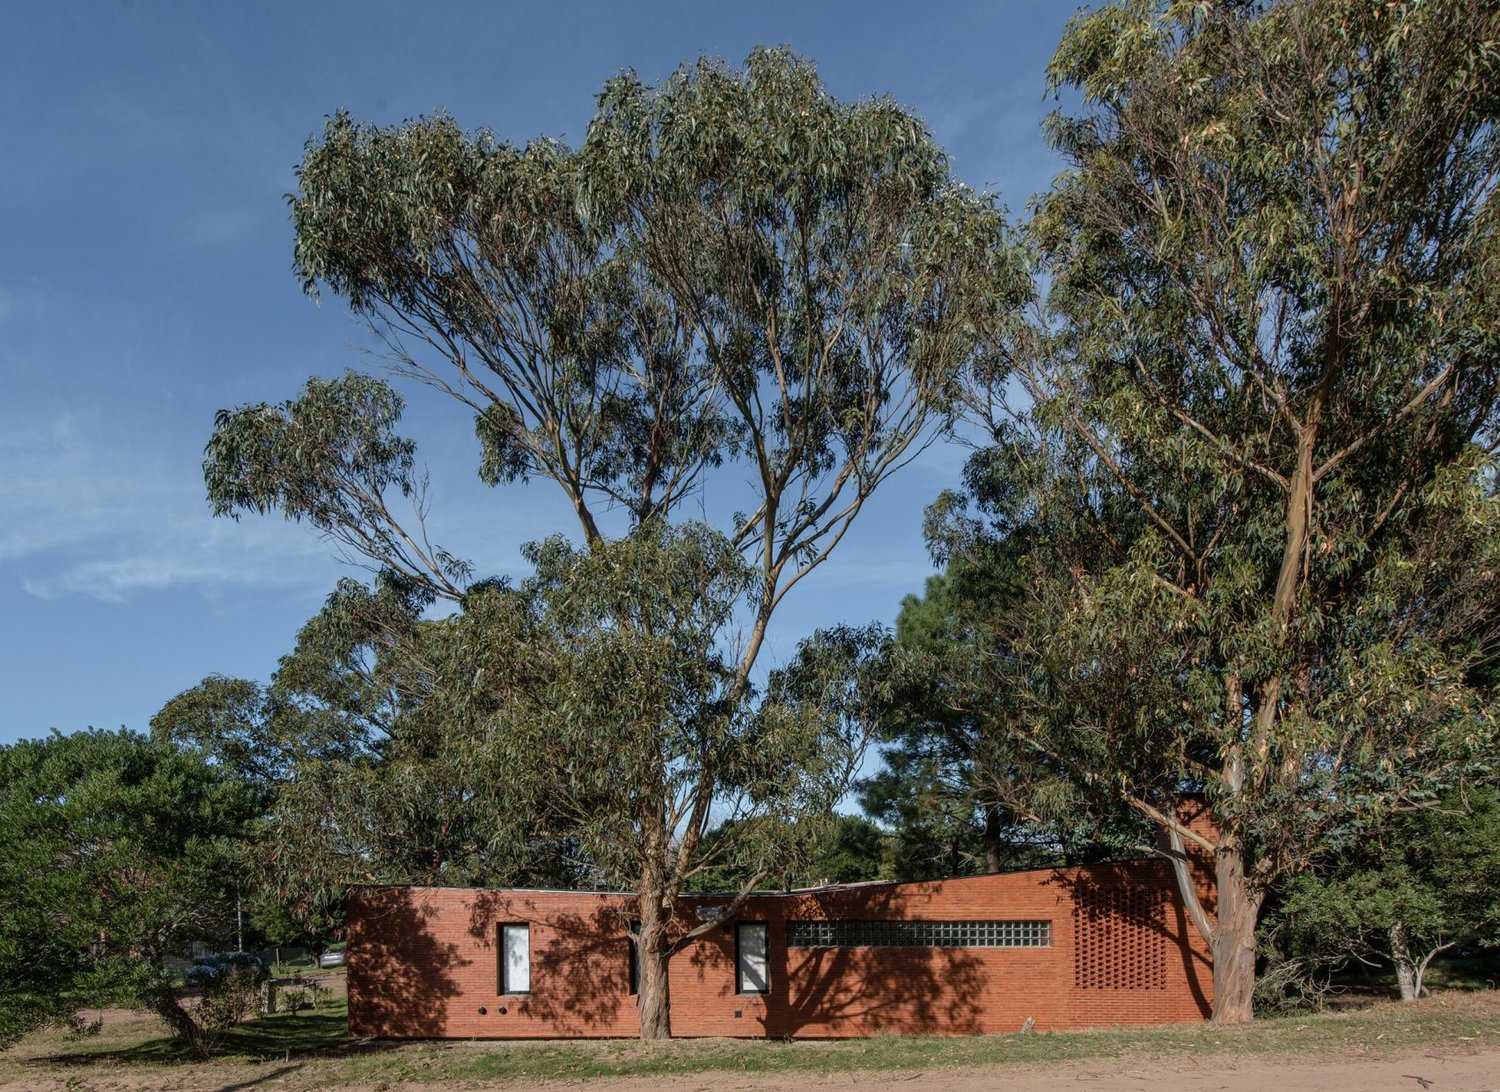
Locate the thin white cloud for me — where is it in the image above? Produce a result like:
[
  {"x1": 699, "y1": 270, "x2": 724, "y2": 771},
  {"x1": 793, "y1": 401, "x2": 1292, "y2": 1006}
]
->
[
  {"x1": 0, "y1": 409, "x2": 549, "y2": 604},
  {"x1": 0, "y1": 413, "x2": 337, "y2": 602}
]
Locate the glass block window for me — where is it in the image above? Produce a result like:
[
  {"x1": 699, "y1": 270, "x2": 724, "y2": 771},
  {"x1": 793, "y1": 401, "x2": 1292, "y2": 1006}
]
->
[{"x1": 786, "y1": 919, "x2": 1051, "y2": 949}]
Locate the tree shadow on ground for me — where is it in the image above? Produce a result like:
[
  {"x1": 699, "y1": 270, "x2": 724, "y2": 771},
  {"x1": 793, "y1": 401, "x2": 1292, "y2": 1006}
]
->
[{"x1": 27, "y1": 1007, "x2": 351, "y2": 1067}]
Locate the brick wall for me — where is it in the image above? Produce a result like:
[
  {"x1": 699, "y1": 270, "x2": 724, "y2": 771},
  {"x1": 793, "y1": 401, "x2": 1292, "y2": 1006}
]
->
[{"x1": 348, "y1": 858, "x2": 1212, "y2": 1039}]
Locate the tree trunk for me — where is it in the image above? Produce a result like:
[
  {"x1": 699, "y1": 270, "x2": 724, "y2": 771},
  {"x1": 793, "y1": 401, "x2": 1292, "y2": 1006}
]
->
[
  {"x1": 1211, "y1": 837, "x2": 1263, "y2": 1024},
  {"x1": 1390, "y1": 921, "x2": 1419, "y2": 1002},
  {"x1": 636, "y1": 897, "x2": 672, "y2": 1039},
  {"x1": 982, "y1": 802, "x2": 1004, "y2": 874},
  {"x1": 156, "y1": 992, "x2": 210, "y2": 1058}
]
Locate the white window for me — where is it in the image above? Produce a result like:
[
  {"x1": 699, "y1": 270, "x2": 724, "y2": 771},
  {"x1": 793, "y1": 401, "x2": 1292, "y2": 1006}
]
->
[
  {"x1": 737, "y1": 922, "x2": 768, "y2": 994},
  {"x1": 501, "y1": 923, "x2": 530, "y2": 994}
]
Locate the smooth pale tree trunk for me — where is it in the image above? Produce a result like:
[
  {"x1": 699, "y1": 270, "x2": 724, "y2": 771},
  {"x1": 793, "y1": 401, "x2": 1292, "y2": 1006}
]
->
[
  {"x1": 1211, "y1": 839, "x2": 1263, "y2": 1024},
  {"x1": 1197, "y1": 408, "x2": 1325, "y2": 1024},
  {"x1": 1391, "y1": 922, "x2": 1420, "y2": 1001},
  {"x1": 1163, "y1": 770, "x2": 1263, "y2": 1026},
  {"x1": 1388, "y1": 922, "x2": 1453, "y2": 1002},
  {"x1": 636, "y1": 894, "x2": 672, "y2": 1039},
  {"x1": 1210, "y1": 415, "x2": 1321, "y2": 1028}
]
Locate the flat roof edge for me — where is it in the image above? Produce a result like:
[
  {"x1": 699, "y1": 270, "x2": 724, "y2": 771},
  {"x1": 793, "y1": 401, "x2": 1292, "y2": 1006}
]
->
[{"x1": 346, "y1": 856, "x2": 1164, "y2": 900}]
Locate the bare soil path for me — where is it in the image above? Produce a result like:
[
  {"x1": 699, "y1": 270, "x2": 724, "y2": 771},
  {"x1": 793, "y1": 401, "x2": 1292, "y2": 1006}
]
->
[
  {"x1": 6, "y1": 1047, "x2": 1497, "y2": 1092},
  {"x1": 534, "y1": 1049, "x2": 1500, "y2": 1092},
  {"x1": 3, "y1": 990, "x2": 1495, "y2": 1092}
]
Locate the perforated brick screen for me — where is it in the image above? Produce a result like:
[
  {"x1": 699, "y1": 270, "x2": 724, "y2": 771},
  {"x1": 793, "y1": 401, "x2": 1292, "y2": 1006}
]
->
[{"x1": 1072, "y1": 885, "x2": 1168, "y2": 989}]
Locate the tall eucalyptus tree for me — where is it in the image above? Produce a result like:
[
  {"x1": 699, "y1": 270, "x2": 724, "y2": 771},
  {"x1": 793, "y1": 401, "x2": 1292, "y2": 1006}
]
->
[
  {"x1": 205, "y1": 49, "x2": 1024, "y2": 1036},
  {"x1": 947, "y1": 0, "x2": 1500, "y2": 1021}
]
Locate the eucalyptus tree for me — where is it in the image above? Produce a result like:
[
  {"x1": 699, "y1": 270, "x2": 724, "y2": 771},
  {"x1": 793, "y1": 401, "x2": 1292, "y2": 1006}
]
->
[
  {"x1": 946, "y1": 0, "x2": 1500, "y2": 1021},
  {"x1": 205, "y1": 48, "x2": 1022, "y2": 1037}
]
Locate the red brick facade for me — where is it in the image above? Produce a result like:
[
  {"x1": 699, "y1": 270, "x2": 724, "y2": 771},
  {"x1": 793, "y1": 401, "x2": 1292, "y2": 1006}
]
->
[{"x1": 347, "y1": 858, "x2": 1213, "y2": 1039}]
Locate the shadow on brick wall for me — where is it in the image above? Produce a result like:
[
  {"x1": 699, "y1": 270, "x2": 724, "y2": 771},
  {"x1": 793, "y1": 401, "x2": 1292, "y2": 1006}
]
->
[
  {"x1": 776, "y1": 943, "x2": 987, "y2": 1035},
  {"x1": 784, "y1": 886, "x2": 985, "y2": 1035},
  {"x1": 685, "y1": 886, "x2": 987, "y2": 1037},
  {"x1": 466, "y1": 891, "x2": 634, "y2": 1035},
  {"x1": 351, "y1": 888, "x2": 468, "y2": 1037},
  {"x1": 1047, "y1": 866, "x2": 1211, "y2": 1018}
]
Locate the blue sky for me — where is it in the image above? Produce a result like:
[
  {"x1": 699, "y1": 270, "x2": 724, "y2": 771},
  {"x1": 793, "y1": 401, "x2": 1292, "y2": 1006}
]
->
[{"x1": 0, "y1": 2, "x2": 1078, "y2": 745}]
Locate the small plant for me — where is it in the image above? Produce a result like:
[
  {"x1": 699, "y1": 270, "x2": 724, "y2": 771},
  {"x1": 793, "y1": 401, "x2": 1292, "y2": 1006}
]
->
[
  {"x1": 184, "y1": 952, "x2": 270, "y2": 1050},
  {"x1": 65, "y1": 1011, "x2": 103, "y2": 1039},
  {"x1": 280, "y1": 970, "x2": 330, "y2": 1015}
]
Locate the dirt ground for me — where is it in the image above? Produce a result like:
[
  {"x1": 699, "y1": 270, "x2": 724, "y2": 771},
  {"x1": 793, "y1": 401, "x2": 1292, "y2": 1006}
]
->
[
  {"x1": 4, "y1": 985, "x2": 1496, "y2": 1092},
  {"x1": 568, "y1": 1050, "x2": 1500, "y2": 1092},
  {"x1": 520, "y1": 1051, "x2": 1492, "y2": 1092},
  {"x1": 4, "y1": 1046, "x2": 1497, "y2": 1092}
]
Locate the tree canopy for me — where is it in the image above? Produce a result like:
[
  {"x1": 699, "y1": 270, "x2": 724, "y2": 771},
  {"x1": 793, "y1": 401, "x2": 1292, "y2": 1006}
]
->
[
  {"x1": 862, "y1": 556, "x2": 1151, "y2": 881},
  {"x1": 940, "y1": 0, "x2": 1500, "y2": 1022},
  {"x1": 1277, "y1": 786, "x2": 1500, "y2": 1004},
  {"x1": 200, "y1": 47, "x2": 1025, "y2": 1038},
  {"x1": 0, "y1": 730, "x2": 262, "y2": 1055}
]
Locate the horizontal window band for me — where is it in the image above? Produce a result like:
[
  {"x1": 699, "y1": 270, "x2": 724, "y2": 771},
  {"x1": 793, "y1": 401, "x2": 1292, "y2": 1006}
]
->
[{"x1": 786, "y1": 920, "x2": 1051, "y2": 949}]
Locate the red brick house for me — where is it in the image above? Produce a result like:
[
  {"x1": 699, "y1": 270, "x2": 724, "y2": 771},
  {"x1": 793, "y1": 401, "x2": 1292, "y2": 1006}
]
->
[{"x1": 347, "y1": 848, "x2": 1214, "y2": 1038}]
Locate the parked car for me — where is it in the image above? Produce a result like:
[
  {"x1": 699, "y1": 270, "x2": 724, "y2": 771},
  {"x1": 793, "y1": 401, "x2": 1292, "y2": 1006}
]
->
[
  {"x1": 185, "y1": 951, "x2": 265, "y2": 988},
  {"x1": 318, "y1": 943, "x2": 347, "y2": 968}
]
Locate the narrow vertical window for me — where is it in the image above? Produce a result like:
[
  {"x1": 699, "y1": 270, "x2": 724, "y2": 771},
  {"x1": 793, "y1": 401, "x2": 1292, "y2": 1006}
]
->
[
  {"x1": 500, "y1": 923, "x2": 530, "y2": 994},
  {"x1": 736, "y1": 922, "x2": 768, "y2": 994},
  {"x1": 625, "y1": 920, "x2": 641, "y2": 995}
]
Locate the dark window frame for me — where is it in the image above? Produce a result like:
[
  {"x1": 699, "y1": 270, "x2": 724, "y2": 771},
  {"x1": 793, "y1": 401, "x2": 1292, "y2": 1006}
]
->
[{"x1": 498, "y1": 922, "x2": 531, "y2": 995}]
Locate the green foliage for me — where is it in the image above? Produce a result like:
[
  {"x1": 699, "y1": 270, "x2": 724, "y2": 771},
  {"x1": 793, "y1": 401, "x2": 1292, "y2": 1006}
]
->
[
  {"x1": 804, "y1": 814, "x2": 889, "y2": 885},
  {"x1": 481, "y1": 527, "x2": 889, "y2": 892},
  {"x1": 210, "y1": 47, "x2": 1024, "y2": 574},
  {"x1": 687, "y1": 813, "x2": 890, "y2": 893},
  {"x1": 1274, "y1": 787, "x2": 1500, "y2": 1000},
  {"x1": 153, "y1": 570, "x2": 588, "y2": 940},
  {"x1": 152, "y1": 674, "x2": 288, "y2": 784},
  {"x1": 204, "y1": 374, "x2": 471, "y2": 597},
  {"x1": 277, "y1": 970, "x2": 330, "y2": 1016},
  {"x1": 186, "y1": 955, "x2": 269, "y2": 1049},
  {"x1": 862, "y1": 553, "x2": 1147, "y2": 881},
  {"x1": 203, "y1": 48, "x2": 1026, "y2": 1035},
  {"x1": 940, "y1": 0, "x2": 1500, "y2": 1018},
  {"x1": 862, "y1": 568, "x2": 1010, "y2": 878},
  {"x1": 0, "y1": 731, "x2": 262, "y2": 1053}
]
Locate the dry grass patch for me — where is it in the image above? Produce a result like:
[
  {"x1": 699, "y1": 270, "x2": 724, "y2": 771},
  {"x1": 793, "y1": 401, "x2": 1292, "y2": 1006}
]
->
[{"x1": 1, "y1": 990, "x2": 1495, "y2": 1090}]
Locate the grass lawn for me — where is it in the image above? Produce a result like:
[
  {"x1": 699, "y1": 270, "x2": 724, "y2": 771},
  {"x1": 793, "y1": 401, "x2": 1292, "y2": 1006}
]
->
[
  {"x1": 269, "y1": 955, "x2": 320, "y2": 976},
  {"x1": 3, "y1": 990, "x2": 1496, "y2": 1088}
]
